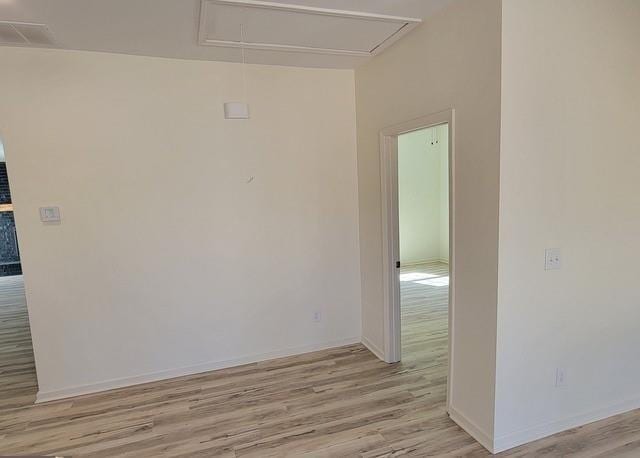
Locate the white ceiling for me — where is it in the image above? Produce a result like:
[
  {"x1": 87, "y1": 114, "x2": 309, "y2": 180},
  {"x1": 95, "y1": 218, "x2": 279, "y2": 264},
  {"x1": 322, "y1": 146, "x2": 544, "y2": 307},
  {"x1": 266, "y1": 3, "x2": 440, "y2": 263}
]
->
[{"x1": 0, "y1": 0, "x2": 452, "y2": 68}]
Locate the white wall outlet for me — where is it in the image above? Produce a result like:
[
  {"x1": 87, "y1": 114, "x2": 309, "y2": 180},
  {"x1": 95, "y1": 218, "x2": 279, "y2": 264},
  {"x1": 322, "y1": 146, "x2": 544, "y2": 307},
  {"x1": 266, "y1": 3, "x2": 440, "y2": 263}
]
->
[
  {"x1": 313, "y1": 311, "x2": 322, "y2": 323},
  {"x1": 224, "y1": 102, "x2": 250, "y2": 119},
  {"x1": 555, "y1": 367, "x2": 567, "y2": 388},
  {"x1": 545, "y1": 248, "x2": 562, "y2": 270}
]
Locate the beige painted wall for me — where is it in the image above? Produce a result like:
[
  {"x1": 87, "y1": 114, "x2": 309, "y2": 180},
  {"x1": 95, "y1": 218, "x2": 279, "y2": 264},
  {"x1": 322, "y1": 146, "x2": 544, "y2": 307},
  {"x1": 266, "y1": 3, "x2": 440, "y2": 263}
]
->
[
  {"x1": 355, "y1": 0, "x2": 502, "y2": 445},
  {"x1": 0, "y1": 47, "x2": 361, "y2": 400},
  {"x1": 398, "y1": 125, "x2": 449, "y2": 264},
  {"x1": 439, "y1": 125, "x2": 450, "y2": 261},
  {"x1": 496, "y1": 0, "x2": 640, "y2": 451}
]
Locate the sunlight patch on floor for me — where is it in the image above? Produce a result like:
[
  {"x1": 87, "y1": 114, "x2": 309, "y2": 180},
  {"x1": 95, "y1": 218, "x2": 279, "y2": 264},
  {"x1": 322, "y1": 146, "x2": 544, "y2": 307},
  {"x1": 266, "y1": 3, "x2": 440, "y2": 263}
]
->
[
  {"x1": 399, "y1": 272, "x2": 438, "y2": 282},
  {"x1": 415, "y1": 276, "x2": 449, "y2": 287}
]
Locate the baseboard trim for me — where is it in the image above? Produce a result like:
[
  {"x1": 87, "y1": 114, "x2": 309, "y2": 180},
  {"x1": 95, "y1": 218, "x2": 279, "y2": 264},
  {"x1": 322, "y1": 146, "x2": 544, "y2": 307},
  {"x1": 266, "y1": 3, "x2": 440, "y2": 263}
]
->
[
  {"x1": 401, "y1": 258, "x2": 449, "y2": 267},
  {"x1": 448, "y1": 405, "x2": 495, "y2": 454},
  {"x1": 361, "y1": 335, "x2": 385, "y2": 361},
  {"x1": 493, "y1": 395, "x2": 640, "y2": 453},
  {"x1": 35, "y1": 336, "x2": 361, "y2": 403}
]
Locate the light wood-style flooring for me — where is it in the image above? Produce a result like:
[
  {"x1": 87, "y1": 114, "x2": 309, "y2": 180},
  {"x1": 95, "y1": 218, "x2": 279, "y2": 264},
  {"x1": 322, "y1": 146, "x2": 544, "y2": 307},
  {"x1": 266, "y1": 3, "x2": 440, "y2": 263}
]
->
[
  {"x1": 2, "y1": 267, "x2": 640, "y2": 456},
  {"x1": 0, "y1": 275, "x2": 38, "y2": 411}
]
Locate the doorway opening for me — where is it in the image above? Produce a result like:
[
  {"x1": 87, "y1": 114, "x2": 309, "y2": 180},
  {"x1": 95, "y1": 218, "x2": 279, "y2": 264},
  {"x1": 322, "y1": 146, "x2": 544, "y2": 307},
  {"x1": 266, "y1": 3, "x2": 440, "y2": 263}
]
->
[
  {"x1": 0, "y1": 136, "x2": 37, "y2": 408},
  {"x1": 398, "y1": 123, "x2": 449, "y2": 366},
  {"x1": 379, "y1": 110, "x2": 454, "y2": 408}
]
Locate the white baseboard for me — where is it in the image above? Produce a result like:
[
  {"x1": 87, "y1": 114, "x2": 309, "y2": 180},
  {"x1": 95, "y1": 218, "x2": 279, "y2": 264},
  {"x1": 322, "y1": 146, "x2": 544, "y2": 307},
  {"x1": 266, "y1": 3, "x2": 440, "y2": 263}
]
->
[
  {"x1": 36, "y1": 336, "x2": 361, "y2": 403},
  {"x1": 448, "y1": 405, "x2": 495, "y2": 454},
  {"x1": 493, "y1": 395, "x2": 640, "y2": 453},
  {"x1": 361, "y1": 335, "x2": 385, "y2": 361},
  {"x1": 401, "y1": 258, "x2": 449, "y2": 267}
]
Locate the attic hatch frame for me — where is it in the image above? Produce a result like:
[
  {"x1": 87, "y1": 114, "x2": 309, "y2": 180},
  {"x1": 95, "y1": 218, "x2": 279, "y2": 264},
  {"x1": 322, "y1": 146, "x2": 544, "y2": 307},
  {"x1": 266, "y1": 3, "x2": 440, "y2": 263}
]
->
[{"x1": 198, "y1": 0, "x2": 421, "y2": 57}]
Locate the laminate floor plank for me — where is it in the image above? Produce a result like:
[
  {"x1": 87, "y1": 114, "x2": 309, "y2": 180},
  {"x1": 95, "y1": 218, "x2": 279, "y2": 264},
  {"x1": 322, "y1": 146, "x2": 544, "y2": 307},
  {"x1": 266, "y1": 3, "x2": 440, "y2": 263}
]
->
[{"x1": 2, "y1": 267, "x2": 640, "y2": 456}]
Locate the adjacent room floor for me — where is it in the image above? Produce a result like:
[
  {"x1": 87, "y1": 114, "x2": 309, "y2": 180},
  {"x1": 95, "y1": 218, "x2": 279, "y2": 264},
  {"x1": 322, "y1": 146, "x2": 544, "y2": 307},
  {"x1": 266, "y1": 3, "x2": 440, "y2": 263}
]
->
[
  {"x1": 0, "y1": 275, "x2": 37, "y2": 411},
  {"x1": 2, "y1": 270, "x2": 640, "y2": 456},
  {"x1": 400, "y1": 261, "x2": 449, "y2": 369}
]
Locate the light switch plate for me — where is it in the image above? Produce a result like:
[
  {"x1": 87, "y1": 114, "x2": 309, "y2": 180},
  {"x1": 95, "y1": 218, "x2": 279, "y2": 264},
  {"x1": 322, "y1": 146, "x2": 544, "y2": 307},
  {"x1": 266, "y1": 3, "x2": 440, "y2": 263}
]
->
[
  {"x1": 39, "y1": 206, "x2": 61, "y2": 223},
  {"x1": 545, "y1": 248, "x2": 561, "y2": 270}
]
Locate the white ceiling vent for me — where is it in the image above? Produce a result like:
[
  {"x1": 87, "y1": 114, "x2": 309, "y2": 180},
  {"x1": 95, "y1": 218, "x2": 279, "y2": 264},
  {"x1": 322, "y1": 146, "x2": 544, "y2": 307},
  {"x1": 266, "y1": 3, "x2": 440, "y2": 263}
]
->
[
  {"x1": 0, "y1": 21, "x2": 56, "y2": 47},
  {"x1": 198, "y1": 0, "x2": 421, "y2": 57}
]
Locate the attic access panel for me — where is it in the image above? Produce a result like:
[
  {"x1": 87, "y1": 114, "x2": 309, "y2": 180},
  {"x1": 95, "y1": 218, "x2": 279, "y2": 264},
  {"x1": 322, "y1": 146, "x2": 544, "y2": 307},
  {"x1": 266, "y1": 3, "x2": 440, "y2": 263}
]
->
[{"x1": 199, "y1": 0, "x2": 421, "y2": 56}]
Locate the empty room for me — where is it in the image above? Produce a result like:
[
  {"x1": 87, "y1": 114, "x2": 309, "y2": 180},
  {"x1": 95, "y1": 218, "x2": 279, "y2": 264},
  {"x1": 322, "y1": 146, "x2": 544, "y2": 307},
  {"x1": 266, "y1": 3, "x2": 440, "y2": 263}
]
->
[
  {"x1": 1, "y1": 0, "x2": 640, "y2": 456},
  {"x1": 397, "y1": 124, "x2": 450, "y2": 370}
]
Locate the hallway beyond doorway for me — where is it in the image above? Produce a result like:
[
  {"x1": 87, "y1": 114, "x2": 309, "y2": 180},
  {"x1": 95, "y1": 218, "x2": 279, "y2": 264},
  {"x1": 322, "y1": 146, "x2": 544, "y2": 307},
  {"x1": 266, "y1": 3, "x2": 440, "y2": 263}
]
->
[{"x1": 0, "y1": 275, "x2": 36, "y2": 409}]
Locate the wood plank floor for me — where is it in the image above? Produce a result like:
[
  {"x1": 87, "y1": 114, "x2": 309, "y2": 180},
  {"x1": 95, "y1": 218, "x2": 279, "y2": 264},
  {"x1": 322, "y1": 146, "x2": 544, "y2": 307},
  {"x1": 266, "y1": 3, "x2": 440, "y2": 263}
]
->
[
  {"x1": 0, "y1": 275, "x2": 38, "y2": 411},
  {"x1": 2, "y1": 267, "x2": 640, "y2": 456}
]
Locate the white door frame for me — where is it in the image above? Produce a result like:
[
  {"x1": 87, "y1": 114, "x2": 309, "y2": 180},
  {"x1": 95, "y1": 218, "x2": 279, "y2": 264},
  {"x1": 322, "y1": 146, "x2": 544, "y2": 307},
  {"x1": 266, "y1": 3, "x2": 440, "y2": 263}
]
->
[{"x1": 379, "y1": 109, "x2": 455, "y2": 409}]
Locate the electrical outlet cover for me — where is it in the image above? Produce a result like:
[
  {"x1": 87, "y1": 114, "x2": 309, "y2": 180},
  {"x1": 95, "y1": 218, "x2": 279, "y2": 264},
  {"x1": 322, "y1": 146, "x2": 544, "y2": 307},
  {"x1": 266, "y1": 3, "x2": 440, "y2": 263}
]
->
[
  {"x1": 545, "y1": 248, "x2": 562, "y2": 270},
  {"x1": 555, "y1": 367, "x2": 566, "y2": 387}
]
